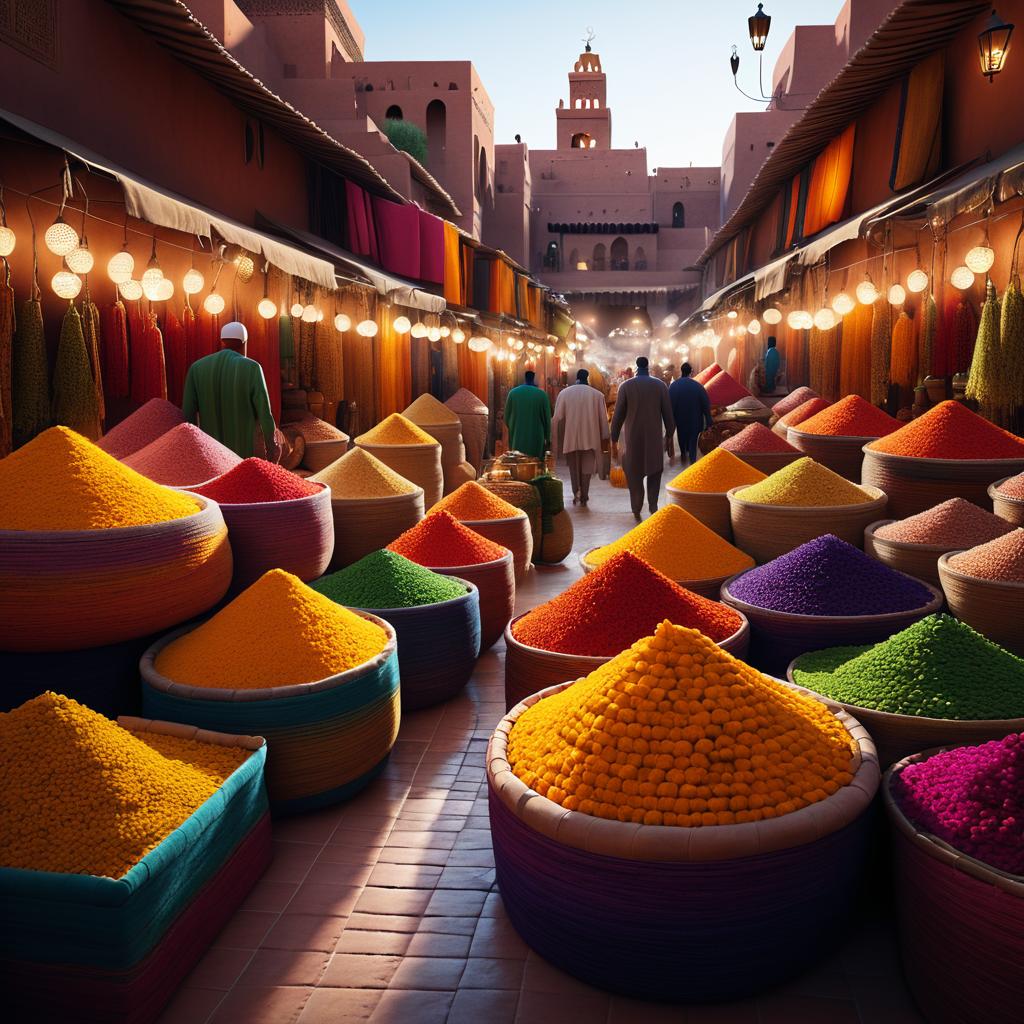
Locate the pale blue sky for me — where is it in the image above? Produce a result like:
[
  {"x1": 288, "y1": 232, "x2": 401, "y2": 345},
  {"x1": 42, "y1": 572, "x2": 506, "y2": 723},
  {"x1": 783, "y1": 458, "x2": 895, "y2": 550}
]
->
[{"x1": 353, "y1": 0, "x2": 840, "y2": 169}]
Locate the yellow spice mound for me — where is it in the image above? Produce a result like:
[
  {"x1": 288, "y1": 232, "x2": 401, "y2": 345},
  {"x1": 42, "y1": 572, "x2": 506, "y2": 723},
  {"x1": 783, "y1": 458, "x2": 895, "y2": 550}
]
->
[
  {"x1": 431, "y1": 480, "x2": 522, "y2": 520},
  {"x1": 356, "y1": 413, "x2": 438, "y2": 447},
  {"x1": 155, "y1": 568, "x2": 389, "y2": 689},
  {"x1": 584, "y1": 504, "x2": 754, "y2": 581},
  {"x1": 737, "y1": 456, "x2": 871, "y2": 507},
  {"x1": 310, "y1": 446, "x2": 418, "y2": 497},
  {"x1": 404, "y1": 393, "x2": 461, "y2": 425},
  {"x1": 0, "y1": 692, "x2": 247, "y2": 877},
  {"x1": 508, "y1": 621, "x2": 856, "y2": 827},
  {"x1": 0, "y1": 426, "x2": 200, "y2": 531},
  {"x1": 669, "y1": 447, "x2": 767, "y2": 493}
]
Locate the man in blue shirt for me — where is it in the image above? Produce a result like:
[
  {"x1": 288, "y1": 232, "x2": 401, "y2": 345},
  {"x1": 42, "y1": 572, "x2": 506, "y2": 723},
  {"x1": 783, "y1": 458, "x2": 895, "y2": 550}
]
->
[
  {"x1": 668, "y1": 363, "x2": 712, "y2": 467},
  {"x1": 764, "y1": 336, "x2": 781, "y2": 393}
]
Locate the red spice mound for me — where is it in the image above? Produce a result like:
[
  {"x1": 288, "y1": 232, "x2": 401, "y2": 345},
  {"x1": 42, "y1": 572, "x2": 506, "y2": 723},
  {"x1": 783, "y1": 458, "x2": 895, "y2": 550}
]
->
[
  {"x1": 876, "y1": 498, "x2": 1015, "y2": 547},
  {"x1": 948, "y1": 529, "x2": 1024, "y2": 582},
  {"x1": 867, "y1": 401, "x2": 1024, "y2": 460},
  {"x1": 704, "y1": 371, "x2": 751, "y2": 406},
  {"x1": 512, "y1": 551, "x2": 741, "y2": 656},
  {"x1": 193, "y1": 458, "x2": 321, "y2": 503},
  {"x1": 997, "y1": 472, "x2": 1024, "y2": 499},
  {"x1": 796, "y1": 395, "x2": 902, "y2": 438},
  {"x1": 122, "y1": 423, "x2": 241, "y2": 486},
  {"x1": 720, "y1": 422, "x2": 799, "y2": 454},
  {"x1": 388, "y1": 510, "x2": 508, "y2": 567},
  {"x1": 771, "y1": 387, "x2": 818, "y2": 419},
  {"x1": 779, "y1": 397, "x2": 831, "y2": 428},
  {"x1": 693, "y1": 363, "x2": 722, "y2": 386},
  {"x1": 97, "y1": 399, "x2": 186, "y2": 460}
]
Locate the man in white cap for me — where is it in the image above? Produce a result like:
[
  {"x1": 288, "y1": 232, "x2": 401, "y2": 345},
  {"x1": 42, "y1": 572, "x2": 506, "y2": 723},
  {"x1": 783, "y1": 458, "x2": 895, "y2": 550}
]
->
[{"x1": 182, "y1": 321, "x2": 278, "y2": 459}]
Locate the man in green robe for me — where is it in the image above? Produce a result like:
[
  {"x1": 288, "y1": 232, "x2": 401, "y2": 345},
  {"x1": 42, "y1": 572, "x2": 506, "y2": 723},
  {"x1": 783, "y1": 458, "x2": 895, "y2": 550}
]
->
[
  {"x1": 504, "y1": 370, "x2": 551, "y2": 458},
  {"x1": 182, "y1": 321, "x2": 278, "y2": 459}
]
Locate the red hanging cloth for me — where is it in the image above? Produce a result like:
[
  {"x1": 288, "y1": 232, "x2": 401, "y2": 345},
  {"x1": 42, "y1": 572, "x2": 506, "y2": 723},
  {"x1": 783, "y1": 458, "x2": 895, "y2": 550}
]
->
[
  {"x1": 163, "y1": 309, "x2": 187, "y2": 406},
  {"x1": 100, "y1": 300, "x2": 130, "y2": 399}
]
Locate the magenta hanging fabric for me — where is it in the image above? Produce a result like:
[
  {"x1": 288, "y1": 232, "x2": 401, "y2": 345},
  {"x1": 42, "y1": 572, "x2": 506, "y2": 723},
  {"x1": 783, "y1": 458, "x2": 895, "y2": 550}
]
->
[
  {"x1": 417, "y1": 210, "x2": 445, "y2": 284},
  {"x1": 372, "y1": 197, "x2": 421, "y2": 279},
  {"x1": 362, "y1": 189, "x2": 379, "y2": 262},
  {"x1": 345, "y1": 180, "x2": 373, "y2": 258}
]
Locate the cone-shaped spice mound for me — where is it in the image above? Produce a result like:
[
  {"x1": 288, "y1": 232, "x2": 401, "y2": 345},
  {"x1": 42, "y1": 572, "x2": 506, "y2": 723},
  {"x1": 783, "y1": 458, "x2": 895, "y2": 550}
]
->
[
  {"x1": 997, "y1": 471, "x2": 1024, "y2": 499},
  {"x1": 96, "y1": 397, "x2": 185, "y2": 459},
  {"x1": 737, "y1": 457, "x2": 872, "y2": 507},
  {"x1": 875, "y1": 497, "x2": 1015, "y2": 547},
  {"x1": 311, "y1": 550, "x2": 466, "y2": 609},
  {"x1": 778, "y1": 397, "x2": 831, "y2": 429},
  {"x1": 721, "y1": 422, "x2": 799, "y2": 453},
  {"x1": 704, "y1": 370, "x2": 751, "y2": 406},
  {"x1": 389, "y1": 510, "x2": 508, "y2": 566},
  {"x1": 669, "y1": 447, "x2": 766, "y2": 493},
  {"x1": 404, "y1": 393, "x2": 460, "y2": 425},
  {"x1": 512, "y1": 551, "x2": 741, "y2": 656},
  {"x1": 192, "y1": 458, "x2": 321, "y2": 503},
  {"x1": 948, "y1": 528, "x2": 1024, "y2": 581},
  {"x1": 431, "y1": 480, "x2": 521, "y2": 519},
  {"x1": 796, "y1": 394, "x2": 901, "y2": 437},
  {"x1": 583, "y1": 504, "x2": 754, "y2": 581},
  {"x1": 693, "y1": 362, "x2": 722, "y2": 386},
  {"x1": 791, "y1": 614, "x2": 1024, "y2": 719},
  {"x1": 867, "y1": 400, "x2": 1024, "y2": 459},
  {"x1": 123, "y1": 422, "x2": 242, "y2": 486},
  {"x1": 310, "y1": 446, "x2": 418, "y2": 497},
  {"x1": 0, "y1": 426, "x2": 199, "y2": 531},
  {"x1": 155, "y1": 569, "x2": 389, "y2": 688},
  {"x1": 508, "y1": 621, "x2": 856, "y2": 826},
  {"x1": 356, "y1": 413, "x2": 438, "y2": 446},
  {"x1": 771, "y1": 387, "x2": 818, "y2": 419},
  {"x1": 729, "y1": 534, "x2": 934, "y2": 616},
  {"x1": 0, "y1": 692, "x2": 248, "y2": 877}
]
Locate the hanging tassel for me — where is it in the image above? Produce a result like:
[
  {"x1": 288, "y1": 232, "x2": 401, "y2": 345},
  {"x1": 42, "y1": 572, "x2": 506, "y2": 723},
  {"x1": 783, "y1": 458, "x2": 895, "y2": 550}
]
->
[
  {"x1": 129, "y1": 306, "x2": 167, "y2": 405},
  {"x1": 163, "y1": 308, "x2": 187, "y2": 406},
  {"x1": 12, "y1": 296, "x2": 49, "y2": 446},
  {"x1": 966, "y1": 280, "x2": 1002, "y2": 421},
  {"x1": 81, "y1": 285, "x2": 104, "y2": 427},
  {"x1": 100, "y1": 300, "x2": 130, "y2": 399},
  {"x1": 0, "y1": 259, "x2": 14, "y2": 457},
  {"x1": 951, "y1": 298, "x2": 978, "y2": 376},
  {"x1": 918, "y1": 294, "x2": 937, "y2": 381},
  {"x1": 52, "y1": 303, "x2": 100, "y2": 439},
  {"x1": 869, "y1": 297, "x2": 891, "y2": 406}
]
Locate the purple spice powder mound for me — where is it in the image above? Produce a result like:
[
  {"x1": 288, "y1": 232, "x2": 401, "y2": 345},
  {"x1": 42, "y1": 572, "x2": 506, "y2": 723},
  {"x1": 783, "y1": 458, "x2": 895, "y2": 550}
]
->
[
  {"x1": 728, "y1": 534, "x2": 934, "y2": 615},
  {"x1": 892, "y1": 732, "x2": 1024, "y2": 875}
]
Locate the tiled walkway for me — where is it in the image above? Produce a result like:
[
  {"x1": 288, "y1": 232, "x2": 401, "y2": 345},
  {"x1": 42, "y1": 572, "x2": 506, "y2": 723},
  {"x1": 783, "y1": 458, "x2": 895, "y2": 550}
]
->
[{"x1": 159, "y1": 468, "x2": 924, "y2": 1024}]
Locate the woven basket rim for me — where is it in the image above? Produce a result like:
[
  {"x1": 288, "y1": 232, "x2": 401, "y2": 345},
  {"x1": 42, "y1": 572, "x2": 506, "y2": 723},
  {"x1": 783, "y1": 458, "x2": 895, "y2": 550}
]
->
[
  {"x1": 457, "y1": 512, "x2": 529, "y2": 525},
  {"x1": 356, "y1": 439, "x2": 441, "y2": 451},
  {"x1": 788, "y1": 427, "x2": 885, "y2": 443},
  {"x1": 938, "y1": 552, "x2": 1024, "y2": 590},
  {"x1": 864, "y1": 519, "x2": 958, "y2": 554},
  {"x1": 343, "y1": 577, "x2": 478, "y2": 616},
  {"x1": 988, "y1": 477, "x2": 1024, "y2": 504},
  {"x1": 117, "y1": 715, "x2": 266, "y2": 752},
  {"x1": 303, "y1": 436, "x2": 350, "y2": 447},
  {"x1": 861, "y1": 447, "x2": 1024, "y2": 468},
  {"x1": 487, "y1": 678, "x2": 878, "y2": 862},
  {"x1": 579, "y1": 548, "x2": 740, "y2": 588},
  {"x1": 720, "y1": 574, "x2": 944, "y2": 625},
  {"x1": 325, "y1": 486, "x2": 424, "y2": 505},
  {"x1": 183, "y1": 481, "x2": 330, "y2": 511},
  {"x1": 140, "y1": 610, "x2": 398, "y2": 702},
  {"x1": 415, "y1": 549, "x2": 514, "y2": 573},
  {"x1": 405, "y1": 417, "x2": 462, "y2": 429},
  {"x1": 726, "y1": 483, "x2": 887, "y2": 514},
  {"x1": 883, "y1": 750, "x2": 1024, "y2": 893},
  {"x1": 665, "y1": 485, "x2": 733, "y2": 498}
]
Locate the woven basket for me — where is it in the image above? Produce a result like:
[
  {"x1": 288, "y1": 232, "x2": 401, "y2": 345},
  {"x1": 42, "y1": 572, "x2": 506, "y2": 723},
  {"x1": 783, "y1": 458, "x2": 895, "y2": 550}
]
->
[
  {"x1": 460, "y1": 513, "x2": 533, "y2": 584},
  {"x1": 204, "y1": 483, "x2": 334, "y2": 593},
  {"x1": 727, "y1": 484, "x2": 888, "y2": 564},
  {"x1": 863, "y1": 519, "x2": 948, "y2": 587},
  {"x1": 140, "y1": 613, "x2": 400, "y2": 814},
  {"x1": 884, "y1": 750, "x2": 1024, "y2": 1024},
  {"x1": 420, "y1": 552, "x2": 516, "y2": 652},
  {"x1": 0, "y1": 496, "x2": 232, "y2": 652},
  {"x1": 448, "y1": 461, "x2": 477, "y2": 489},
  {"x1": 665, "y1": 486, "x2": 732, "y2": 540},
  {"x1": 487, "y1": 679, "x2": 879, "y2": 1002},
  {"x1": 503, "y1": 611, "x2": 751, "y2": 711},
  {"x1": 358, "y1": 441, "x2": 443, "y2": 508},
  {"x1": 301, "y1": 438, "x2": 349, "y2": 473},
  {"x1": 327, "y1": 489, "x2": 425, "y2": 570},
  {"x1": 579, "y1": 549, "x2": 735, "y2": 600},
  {"x1": 535, "y1": 508, "x2": 574, "y2": 565},
  {"x1": 937, "y1": 553, "x2": 1024, "y2": 656},
  {"x1": 720, "y1": 574, "x2": 944, "y2": 676},
  {"x1": 479, "y1": 479, "x2": 543, "y2": 559},
  {"x1": 989, "y1": 477, "x2": 1024, "y2": 527},
  {"x1": 348, "y1": 581, "x2": 481, "y2": 712},
  {"x1": 415, "y1": 421, "x2": 466, "y2": 491},
  {"x1": 860, "y1": 448, "x2": 1024, "y2": 519},
  {"x1": 787, "y1": 429, "x2": 879, "y2": 482}
]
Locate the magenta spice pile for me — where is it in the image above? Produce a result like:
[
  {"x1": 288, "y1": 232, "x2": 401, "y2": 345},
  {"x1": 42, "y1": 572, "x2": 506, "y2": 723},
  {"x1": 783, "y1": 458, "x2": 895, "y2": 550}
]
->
[
  {"x1": 949, "y1": 529, "x2": 1024, "y2": 582},
  {"x1": 875, "y1": 498, "x2": 1015, "y2": 548},
  {"x1": 123, "y1": 423, "x2": 241, "y2": 486},
  {"x1": 892, "y1": 733, "x2": 1024, "y2": 875},
  {"x1": 770, "y1": 386, "x2": 818, "y2": 419},
  {"x1": 96, "y1": 398, "x2": 186, "y2": 459}
]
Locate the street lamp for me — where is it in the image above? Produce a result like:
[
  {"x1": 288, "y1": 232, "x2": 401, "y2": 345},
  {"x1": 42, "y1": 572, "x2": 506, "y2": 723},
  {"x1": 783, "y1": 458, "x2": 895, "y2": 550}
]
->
[
  {"x1": 978, "y1": 9, "x2": 1014, "y2": 81},
  {"x1": 749, "y1": 4, "x2": 771, "y2": 52}
]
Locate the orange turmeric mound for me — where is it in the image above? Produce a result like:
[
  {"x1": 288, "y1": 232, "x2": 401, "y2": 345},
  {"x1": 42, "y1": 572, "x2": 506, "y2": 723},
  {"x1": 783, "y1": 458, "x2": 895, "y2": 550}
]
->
[{"x1": 431, "y1": 480, "x2": 522, "y2": 520}]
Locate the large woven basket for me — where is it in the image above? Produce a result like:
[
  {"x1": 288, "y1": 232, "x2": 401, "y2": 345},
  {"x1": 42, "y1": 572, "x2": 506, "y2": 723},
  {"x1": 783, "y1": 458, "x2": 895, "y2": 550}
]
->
[
  {"x1": 579, "y1": 549, "x2": 736, "y2": 600},
  {"x1": 863, "y1": 519, "x2": 948, "y2": 587},
  {"x1": 861, "y1": 448, "x2": 1024, "y2": 519},
  {"x1": 720, "y1": 573, "x2": 944, "y2": 676},
  {"x1": 140, "y1": 613, "x2": 400, "y2": 814},
  {"x1": 989, "y1": 477, "x2": 1024, "y2": 527},
  {"x1": 535, "y1": 508, "x2": 574, "y2": 564},
  {"x1": 787, "y1": 429, "x2": 879, "y2": 482},
  {"x1": 0, "y1": 496, "x2": 232, "y2": 652},
  {"x1": 414, "y1": 421, "x2": 466, "y2": 493},
  {"x1": 884, "y1": 749, "x2": 1024, "y2": 1024},
  {"x1": 459, "y1": 513, "x2": 533, "y2": 584},
  {"x1": 727, "y1": 484, "x2": 888, "y2": 564},
  {"x1": 0, "y1": 720, "x2": 270, "y2": 1024},
  {"x1": 358, "y1": 441, "x2": 443, "y2": 508},
  {"x1": 665, "y1": 486, "x2": 732, "y2": 539},
  {"x1": 937, "y1": 553, "x2": 1024, "y2": 656},
  {"x1": 479, "y1": 479, "x2": 543, "y2": 560},
  {"x1": 729, "y1": 449, "x2": 803, "y2": 475},
  {"x1": 327, "y1": 489, "x2": 425, "y2": 570},
  {"x1": 301, "y1": 437, "x2": 349, "y2": 474},
  {"x1": 348, "y1": 581, "x2": 481, "y2": 712},
  {"x1": 488, "y1": 679, "x2": 879, "y2": 1002},
  {"x1": 503, "y1": 610, "x2": 751, "y2": 712}
]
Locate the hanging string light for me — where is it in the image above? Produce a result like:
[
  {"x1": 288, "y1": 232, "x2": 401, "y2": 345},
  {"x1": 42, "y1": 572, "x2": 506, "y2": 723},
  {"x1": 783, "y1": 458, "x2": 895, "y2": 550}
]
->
[
  {"x1": 290, "y1": 300, "x2": 304, "y2": 317},
  {"x1": 203, "y1": 285, "x2": 225, "y2": 315},
  {"x1": 888, "y1": 283, "x2": 906, "y2": 305},
  {"x1": 356, "y1": 318, "x2": 379, "y2": 337},
  {"x1": 831, "y1": 292, "x2": 855, "y2": 315},
  {"x1": 0, "y1": 188, "x2": 15, "y2": 257},
  {"x1": 44, "y1": 214, "x2": 78, "y2": 256},
  {"x1": 257, "y1": 296, "x2": 277, "y2": 319},
  {"x1": 726, "y1": 310, "x2": 738, "y2": 319},
  {"x1": 813, "y1": 307, "x2": 836, "y2": 330},
  {"x1": 108, "y1": 245, "x2": 134, "y2": 284},
  {"x1": 950, "y1": 265, "x2": 976, "y2": 290},
  {"x1": 452, "y1": 326, "x2": 466, "y2": 344},
  {"x1": 334, "y1": 312, "x2": 351, "y2": 332},
  {"x1": 301, "y1": 304, "x2": 318, "y2": 323},
  {"x1": 66, "y1": 236, "x2": 93, "y2": 275},
  {"x1": 468, "y1": 335, "x2": 492, "y2": 352},
  {"x1": 440, "y1": 326, "x2": 451, "y2": 338},
  {"x1": 393, "y1": 315, "x2": 412, "y2": 334},
  {"x1": 410, "y1": 321, "x2": 428, "y2": 338},
  {"x1": 855, "y1": 274, "x2": 878, "y2": 304},
  {"x1": 155, "y1": 278, "x2": 174, "y2": 302},
  {"x1": 51, "y1": 268, "x2": 82, "y2": 300},
  {"x1": 427, "y1": 326, "x2": 442, "y2": 342},
  {"x1": 907, "y1": 268, "x2": 929, "y2": 293},
  {"x1": 183, "y1": 263, "x2": 205, "y2": 296},
  {"x1": 141, "y1": 237, "x2": 164, "y2": 290},
  {"x1": 119, "y1": 279, "x2": 143, "y2": 301},
  {"x1": 762, "y1": 307, "x2": 782, "y2": 324},
  {"x1": 965, "y1": 242, "x2": 995, "y2": 274}
]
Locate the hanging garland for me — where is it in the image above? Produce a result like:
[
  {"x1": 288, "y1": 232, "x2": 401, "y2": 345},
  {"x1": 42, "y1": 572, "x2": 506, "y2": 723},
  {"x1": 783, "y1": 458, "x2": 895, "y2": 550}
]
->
[
  {"x1": 1000, "y1": 215, "x2": 1024, "y2": 411},
  {"x1": 966, "y1": 280, "x2": 1002, "y2": 418},
  {"x1": 51, "y1": 302, "x2": 100, "y2": 439}
]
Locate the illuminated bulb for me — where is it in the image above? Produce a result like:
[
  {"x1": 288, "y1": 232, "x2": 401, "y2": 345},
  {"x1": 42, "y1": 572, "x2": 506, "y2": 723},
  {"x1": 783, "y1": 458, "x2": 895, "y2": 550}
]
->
[
  {"x1": 235, "y1": 254, "x2": 255, "y2": 283},
  {"x1": 65, "y1": 243, "x2": 93, "y2": 275},
  {"x1": 428, "y1": 327, "x2": 442, "y2": 342},
  {"x1": 290, "y1": 302, "x2": 304, "y2": 318},
  {"x1": 301, "y1": 304, "x2": 318, "y2": 323},
  {"x1": 411, "y1": 322, "x2": 428, "y2": 338},
  {"x1": 950, "y1": 265, "x2": 975, "y2": 290},
  {"x1": 888, "y1": 284, "x2": 906, "y2": 306},
  {"x1": 183, "y1": 268, "x2": 205, "y2": 295},
  {"x1": 831, "y1": 292, "x2": 855, "y2": 315},
  {"x1": 505, "y1": 336, "x2": 516, "y2": 348},
  {"x1": 735, "y1": 324, "x2": 747, "y2": 336},
  {"x1": 906, "y1": 269, "x2": 929, "y2": 293},
  {"x1": 0, "y1": 224, "x2": 15, "y2": 257},
  {"x1": 155, "y1": 278, "x2": 174, "y2": 301},
  {"x1": 786, "y1": 310, "x2": 807, "y2": 330},
  {"x1": 747, "y1": 319, "x2": 761, "y2": 335},
  {"x1": 203, "y1": 291, "x2": 226, "y2": 315},
  {"x1": 965, "y1": 245, "x2": 995, "y2": 274},
  {"x1": 515, "y1": 339, "x2": 525, "y2": 351},
  {"x1": 440, "y1": 326, "x2": 451, "y2": 337},
  {"x1": 44, "y1": 217, "x2": 78, "y2": 256},
  {"x1": 258, "y1": 297, "x2": 278, "y2": 319},
  {"x1": 142, "y1": 275, "x2": 164, "y2": 301},
  {"x1": 51, "y1": 270, "x2": 82, "y2": 299},
  {"x1": 762, "y1": 307, "x2": 782, "y2": 325},
  {"x1": 726, "y1": 310, "x2": 738, "y2": 319},
  {"x1": 813, "y1": 307, "x2": 836, "y2": 330},
  {"x1": 107, "y1": 248, "x2": 134, "y2": 284},
  {"x1": 452, "y1": 327, "x2": 466, "y2": 343},
  {"x1": 468, "y1": 336, "x2": 491, "y2": 352},
  {"x1": 119, "y1": 279, "x2": 143, "y2": 301},
  {"x1": 856, "y1": 278, "x2": 879, "y2": 304},
  {"x1": 356, "y1": 318, "x2": 379, "y2": 337},
  {"x1": 393, "y1": 316, "x2": 411, "y2": 334},
  {"x1": 334, "y1": 313, "x2": 351, "y2": 332},
  {"x1": 546, "y1": 345, "x2": 555, "y2": 353}
]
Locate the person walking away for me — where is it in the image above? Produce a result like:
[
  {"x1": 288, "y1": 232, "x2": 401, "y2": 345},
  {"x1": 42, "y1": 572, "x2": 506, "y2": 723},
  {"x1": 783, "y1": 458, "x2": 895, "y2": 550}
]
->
[
  {"x1": 611, "y1": 356, "x2": 674, "y2": 520},
  {"x1": 552, "y1": 368, "x2": 608, "y2": 505},
  {"x1": 763, "y1": 336, "x2": 781, "y2": 393},
  {"x1": 668, "y1": 362, "x2": 712, "y2": 467},
  {"x1": 182, "y1": 321, "x2": 278, "y2": 459},
  {"x1": 503, "y1": 370, "x2": 551, "y2": 459}
]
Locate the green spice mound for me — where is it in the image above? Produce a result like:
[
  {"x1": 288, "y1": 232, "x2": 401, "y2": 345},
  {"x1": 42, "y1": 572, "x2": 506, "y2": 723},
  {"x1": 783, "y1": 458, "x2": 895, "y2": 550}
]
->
[
  {"x1": 311, "y1": 550, "x2": 467, "y2": 610},
  {"x1": 791, "y1": 614, "x2": 1024, "y2": 720}
]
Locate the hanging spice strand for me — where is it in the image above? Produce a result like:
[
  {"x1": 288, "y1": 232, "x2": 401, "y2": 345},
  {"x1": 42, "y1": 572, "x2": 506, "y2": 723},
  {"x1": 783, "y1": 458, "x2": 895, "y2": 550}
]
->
[
  {"x1": 51, "y1": 303, "x2": 100, "y2": 439},
  {"x1": 889, "y1": 309, "x2": 919, "y2": 407},
  {"x1": 314, "y1": 314, "x2": 343, "y2": 406},
  {"x1": 100, "y1": 300, "x2": 130, "y2": 399},
  {"x1": 934, "y1": 291, "x2": 958, "y2": 377},
  {"x1": 130, "y1": 307, "x2": 167, "y2": 404},
  {"x1": 869, "y1": 296, "x2": 891, "y2": 406},
  {"x1": 951, "y1": 297, "x2": 978, "y2": 376},
  {"x1": 81, "y1": 285, "x2": 105, "y2": 426},
  {"x1": 0, "y1": 258, "x2": 14, "y2": 457},
  {"x1": 12, "y1": 296, "x2": 49, "y2": 446},
  {"x1": 1000, "y1": 216, "x2": 1024, "y2": 413},
  {"x1": 808, "y1": 326, "x2": 839, "y2": 401},
  {"x1": 919, "y1": 294, "x2": 937, "y2": 381},
  {"x1": 299, "y1": 318, "x2": 315, "y2": 390},
  {"x1": 838, "y1": 299, "x2": 872, "y2": 400},
  {"x1": 965, "y1": 280, "x2": 1003, "y2": 419},
  {"x1": 163, "y1": 309, "x2": 187, "y2": 406}
]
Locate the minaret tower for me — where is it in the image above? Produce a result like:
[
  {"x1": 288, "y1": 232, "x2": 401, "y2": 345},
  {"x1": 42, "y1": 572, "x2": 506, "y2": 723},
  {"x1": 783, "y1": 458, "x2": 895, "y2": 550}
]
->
[{"x1": 556, "y1": 31, "x2": 612, "y2": 150}]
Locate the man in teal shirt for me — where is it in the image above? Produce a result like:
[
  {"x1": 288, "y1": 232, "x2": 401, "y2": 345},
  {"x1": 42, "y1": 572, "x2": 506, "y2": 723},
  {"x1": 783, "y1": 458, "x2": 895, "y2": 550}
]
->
[
  {"x1": 182, "y1": 321, "x2": 278, "y2": 459},
  {"x1": 763, "y1": 336, "x2": 781, "y2": 393},
  {"x1": 503, "y1": 370, "x2": 551, "y2": 458}
]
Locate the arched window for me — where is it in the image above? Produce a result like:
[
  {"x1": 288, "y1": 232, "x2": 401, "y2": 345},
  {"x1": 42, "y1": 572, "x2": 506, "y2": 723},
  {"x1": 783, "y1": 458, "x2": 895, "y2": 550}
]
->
[
  {"x1": 634, "y1": 245, "x2": 647, "y2": 270},
  {"x1": 592, "y1": 243, "x2": 606, "y2": 271},
  {"x1": 568, "y1": 248, "x2": 579, "y2": 268},
  {"x1": 610, "y1": 237, "x2": 628, "y2": 270},
  {"x1": 544, "y1": 241, "x2": 559, "y2": 269},
  {"x1": 574, "y1": 98, "x2": 582, "y2": 109},
  {"x1": 672, "y1": 201, "x2": 685, "y2": 228},
  {"x1": 426, "y1": 99, "x2": 446, "y2": 164},
  {"x1": 593, "y1": 98, "x2": 600, "y2": 108},
  {"x1": 477, "y1": 147, "x2": 488, "y2": 201},
  {"x1": 385, "y1": 104, "x2": 403, "y2": 120},
  {"x1": 571, "y1": 132, "x2": 592, "y2": 149}
]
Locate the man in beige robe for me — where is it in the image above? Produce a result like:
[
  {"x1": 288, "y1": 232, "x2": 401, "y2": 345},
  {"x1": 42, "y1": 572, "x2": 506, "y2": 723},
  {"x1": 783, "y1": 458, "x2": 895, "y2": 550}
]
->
[{"x1": 552, "y1": 369, "x2": 609, "y2": 505}]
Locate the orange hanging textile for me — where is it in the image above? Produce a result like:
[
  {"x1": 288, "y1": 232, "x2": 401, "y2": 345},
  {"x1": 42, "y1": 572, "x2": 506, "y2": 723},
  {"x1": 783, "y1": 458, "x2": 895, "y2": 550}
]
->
[
  {"x1": 891, "y1": 52, "x2": 944, "y2": 191},
  {"x1": 375, "y1": 306, "x2": 410, "y2": 419},
  {"x1": 838, "y1": 299, "x2": 872, "y2": 400},
  {"x1": 803, "y1": 125, "x2": 855, "y2": 238},
  {"x1": 889, "y1": 310, "x2": 919, "y2": 395},
  {"x1": 443, "y1": 222, "x2": 462, "y2": 305}
]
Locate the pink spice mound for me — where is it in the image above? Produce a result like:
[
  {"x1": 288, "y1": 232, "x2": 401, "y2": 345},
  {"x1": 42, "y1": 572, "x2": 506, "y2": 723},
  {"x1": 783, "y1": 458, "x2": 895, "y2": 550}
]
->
[
  {"x1": 891, "y1": 732, "x2": 1024, "y2": 875},
  {"x1": 193, "y1": 458, "x2": 322, "y2": 504},
  {"x1": 996, "y1": 472, "x2": 1024, "y2": 500},
  {"x1": 720, "y1": 422, "x2": 799, "y2": 454},
  {"x1": 693, "y1": 363, "x2": 722, "y2": 386},
  {"x1": 771, "y1": 386, "x2": 818, "y2": 419},
  {"x1": 122, "y1": 423, "x2": 241, "y2": 486},
  {"x1": 948, "y1": 529, "x2": 1024, "y2": 582},
  {"x1": 704, "y1": 371, "x2": 751, "y2": 406},
  {"x1": 779, "y1": 397, "x2": 831, "y2": 429},
  {"x1": 96, "y1": 398, "x2": 186, "y2": 459},
  {"x1": 876, "y1": 498, "x2": 1016, "y2": 548}
]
